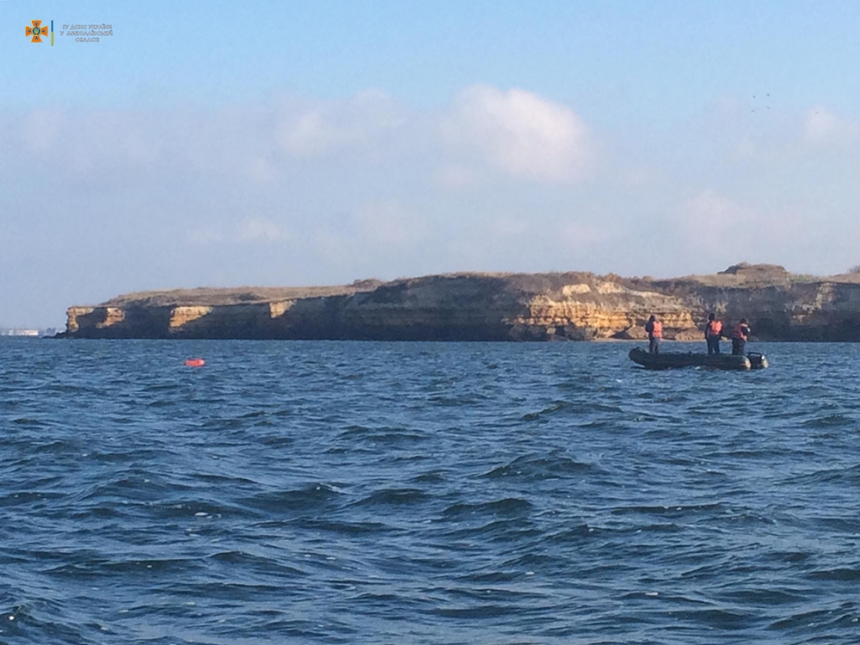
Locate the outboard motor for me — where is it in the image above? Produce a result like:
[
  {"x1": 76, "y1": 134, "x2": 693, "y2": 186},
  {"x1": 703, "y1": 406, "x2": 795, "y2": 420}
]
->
[{"x1": 747, "y1": 352, "x2": 768, "y2": 369}]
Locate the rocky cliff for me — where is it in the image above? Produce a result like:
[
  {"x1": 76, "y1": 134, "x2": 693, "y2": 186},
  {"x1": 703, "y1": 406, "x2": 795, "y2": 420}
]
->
[{"x1": 61, "y1": 264, "x2": 860, "y2": 341}]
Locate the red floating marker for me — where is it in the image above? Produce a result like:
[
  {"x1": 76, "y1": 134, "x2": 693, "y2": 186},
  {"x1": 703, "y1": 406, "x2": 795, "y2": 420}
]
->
[{"x1": 184, "y1": 358, "x2": 205, "y2": 367}]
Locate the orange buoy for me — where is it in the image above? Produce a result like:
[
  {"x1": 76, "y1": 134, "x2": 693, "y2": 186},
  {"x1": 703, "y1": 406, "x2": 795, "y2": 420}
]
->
[{"x1": 184, "y1": 358, "x2": 205, "y2": 367}]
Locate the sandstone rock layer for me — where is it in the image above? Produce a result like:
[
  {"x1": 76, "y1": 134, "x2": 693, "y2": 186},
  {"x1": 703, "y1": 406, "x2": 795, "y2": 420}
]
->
[{"x1": 61, "y1": 265, "x2": 860, "y2": 341}]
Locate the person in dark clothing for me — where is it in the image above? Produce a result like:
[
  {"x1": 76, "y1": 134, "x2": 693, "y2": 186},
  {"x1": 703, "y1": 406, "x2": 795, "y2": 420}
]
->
[
  {"x1": 731, "y1": 318, "x2": 751, "y2": 355},
  {"x1": 645, "y1": 314, "x2": 662, "y2": 354},
  {"x1": 704, "y1": 313, "x2": 722, "y2": 355}
]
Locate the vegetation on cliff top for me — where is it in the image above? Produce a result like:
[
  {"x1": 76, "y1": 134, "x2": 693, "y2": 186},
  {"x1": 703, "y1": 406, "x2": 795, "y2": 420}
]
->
[{"x1": 94, "y1": 265, "x2": 860, "y2": 308}]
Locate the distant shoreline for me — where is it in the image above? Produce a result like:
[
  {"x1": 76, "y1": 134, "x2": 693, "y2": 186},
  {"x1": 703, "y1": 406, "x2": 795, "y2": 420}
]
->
[{"x1": 58, "y1": 264, "x2": 860, "y2": 342}]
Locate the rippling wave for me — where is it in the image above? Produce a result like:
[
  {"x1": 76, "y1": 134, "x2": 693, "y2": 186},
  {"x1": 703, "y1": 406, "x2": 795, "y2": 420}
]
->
[{"x1": 2, "y1": 338, "x2": 860, "y2": 643}]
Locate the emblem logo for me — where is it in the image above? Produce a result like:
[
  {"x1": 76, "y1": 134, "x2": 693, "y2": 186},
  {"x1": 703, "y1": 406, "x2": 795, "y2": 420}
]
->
[{"x1": 26, "y1": 20, "x2": 48, "y2": 43}]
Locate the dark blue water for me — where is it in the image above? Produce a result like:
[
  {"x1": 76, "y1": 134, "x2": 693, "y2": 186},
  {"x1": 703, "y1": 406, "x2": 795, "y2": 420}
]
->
[{"x1": 1, "y1": 339, "x2": 859, "y2": 644}]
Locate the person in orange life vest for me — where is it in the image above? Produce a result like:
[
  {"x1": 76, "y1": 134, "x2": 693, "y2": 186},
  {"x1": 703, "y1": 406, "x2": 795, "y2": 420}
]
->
[
  {"x1": 704, "y1": 313, "x2": 723, "y2": 355},
  {"x1": 731, "y1": 318, "x2": 751, "y2": 355},
  {"x1": 645, "y1": 314, "x2": 662, "y2": 354}
]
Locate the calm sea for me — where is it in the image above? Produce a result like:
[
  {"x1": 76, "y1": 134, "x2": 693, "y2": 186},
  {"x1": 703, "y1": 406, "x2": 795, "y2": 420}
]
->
[{"x1": 1, "y1": 338, "x2": 859, "y2": 644}]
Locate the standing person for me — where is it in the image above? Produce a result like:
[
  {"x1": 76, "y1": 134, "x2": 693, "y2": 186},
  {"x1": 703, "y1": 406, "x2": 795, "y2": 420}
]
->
[
  {"x1": 732, "y1": 318, "x2": 751, "y2": 355},
  {"x1": 645, "y1": 314, "x2": 662, "y2": 354},
  {"x1": 705, "y1": 313, "x2": 722, "y2": 355}
]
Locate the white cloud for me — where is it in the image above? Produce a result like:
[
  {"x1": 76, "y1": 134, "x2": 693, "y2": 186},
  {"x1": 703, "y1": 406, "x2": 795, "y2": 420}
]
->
[
  {"x1": 277, "y1": 90, "x2": 407, "y2": 158},
  {"x1": 444, "y1": 85, "x2": 592, "y2": 184},
  {"x1": 16, "y1": 108, "x2": 161, "y2": 177},
  {"x1": 803, "y1": 107, "x2": 859, "y2": 147},
  {"x1": 6, "y1": 91, "x2": 411, "y2": 184},
  {"x1": 8, "y1": 87, "x2": 594, "y2": 188},
  {"x1": 279, "y1": 111, "x2": 336, "y2": 156}
]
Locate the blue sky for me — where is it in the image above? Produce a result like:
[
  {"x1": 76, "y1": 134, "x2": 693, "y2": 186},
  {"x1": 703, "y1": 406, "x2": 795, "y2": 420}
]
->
[{"x1": 2, "y1": 1, "x2": 860, "y2": 326}]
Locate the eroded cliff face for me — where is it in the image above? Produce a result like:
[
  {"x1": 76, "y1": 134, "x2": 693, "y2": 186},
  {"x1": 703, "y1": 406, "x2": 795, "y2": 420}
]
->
[{"x1": 61, "y1": 266, "x2": 860, "y2": 341}]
